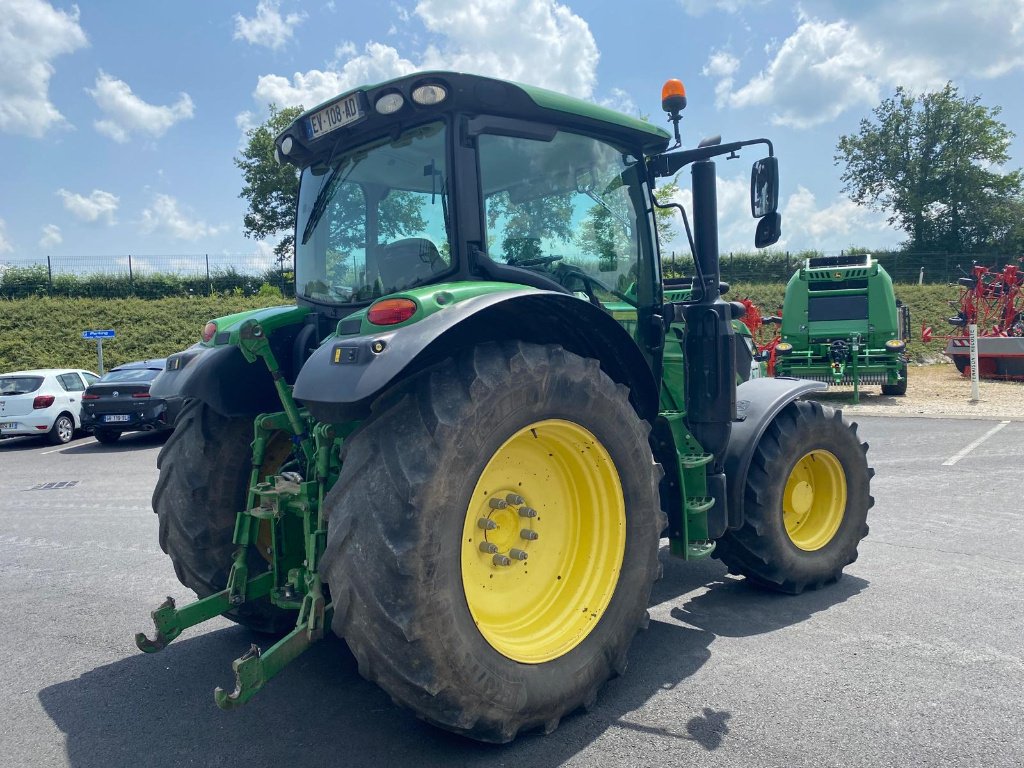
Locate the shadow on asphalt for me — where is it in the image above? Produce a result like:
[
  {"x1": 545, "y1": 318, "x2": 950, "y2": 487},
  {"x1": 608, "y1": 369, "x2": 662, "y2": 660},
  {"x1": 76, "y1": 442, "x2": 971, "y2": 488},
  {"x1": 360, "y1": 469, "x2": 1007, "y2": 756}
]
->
[
  {"x1": 60, "y1": 430, "x2": 170, "y2": 455},
  {"x1": 0, "y1": 435, "x2": 69, "y2": 451},
  {"x1": 38, "y1": 551, "x2": 867, "y2": 768}
]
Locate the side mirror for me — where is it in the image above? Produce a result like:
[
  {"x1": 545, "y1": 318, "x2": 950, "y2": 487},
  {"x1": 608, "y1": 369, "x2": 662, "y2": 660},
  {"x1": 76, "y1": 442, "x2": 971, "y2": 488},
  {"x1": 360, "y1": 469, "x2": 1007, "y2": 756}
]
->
[
  {"x1": 755, "y1": 212, "x2": 782, "y2": 248},
  {"x1": 750, "y1": 157, "x2": 779, "y2": 218}
]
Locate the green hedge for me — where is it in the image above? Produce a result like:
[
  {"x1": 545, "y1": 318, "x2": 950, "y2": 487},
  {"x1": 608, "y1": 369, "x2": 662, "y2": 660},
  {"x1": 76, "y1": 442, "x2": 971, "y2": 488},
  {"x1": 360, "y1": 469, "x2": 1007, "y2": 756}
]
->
[
  {"x1": 0, "y1": 295, "x2": 288, "y2": 373},
  {"x1": 0, "y1": 283, "x2": 959, "y2": 374}
]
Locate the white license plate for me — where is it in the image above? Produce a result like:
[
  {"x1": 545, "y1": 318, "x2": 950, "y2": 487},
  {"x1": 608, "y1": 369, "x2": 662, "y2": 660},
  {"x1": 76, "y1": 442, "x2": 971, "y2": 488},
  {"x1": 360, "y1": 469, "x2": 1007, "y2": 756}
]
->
[
  {"x1": 306, "y1": 93, "x2": 364, "y2": 139},
  {"x1": 104, "y1": 414, "x2": 131, "y2": 423},
  {"x1": 0, "y1": 422, "x2": 14, "y2": 429}
]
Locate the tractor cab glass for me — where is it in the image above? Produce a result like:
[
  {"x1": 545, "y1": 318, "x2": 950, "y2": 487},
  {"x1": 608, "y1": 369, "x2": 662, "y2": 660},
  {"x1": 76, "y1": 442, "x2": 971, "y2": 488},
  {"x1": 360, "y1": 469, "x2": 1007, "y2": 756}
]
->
[
  {"x1": 295, "y1": 122, "x2": 451, "y2": 305},
  {"x1": 478, "y1": 130, "x2": 644, "y2": 309}
]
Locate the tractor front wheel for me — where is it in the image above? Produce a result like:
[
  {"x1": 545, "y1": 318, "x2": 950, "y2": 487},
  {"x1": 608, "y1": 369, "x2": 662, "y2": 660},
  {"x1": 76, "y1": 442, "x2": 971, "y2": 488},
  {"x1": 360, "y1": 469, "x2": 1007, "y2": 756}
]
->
[
  {"x1": 151, "y1": 399, "x2": 295, "y2": 633},
  {"x1": 321, "y1": 342, "x2": 663, "y2": 742},
  {"x1": 713, "y1": 400, "x2": 872, "y2": 594}
]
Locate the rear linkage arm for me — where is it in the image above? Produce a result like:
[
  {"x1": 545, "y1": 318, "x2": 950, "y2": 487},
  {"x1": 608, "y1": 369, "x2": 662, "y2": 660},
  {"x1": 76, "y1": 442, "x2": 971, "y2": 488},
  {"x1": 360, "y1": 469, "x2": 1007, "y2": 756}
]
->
[{"x1": 136, "y1": 319, "x2": 346, "y2": 709}]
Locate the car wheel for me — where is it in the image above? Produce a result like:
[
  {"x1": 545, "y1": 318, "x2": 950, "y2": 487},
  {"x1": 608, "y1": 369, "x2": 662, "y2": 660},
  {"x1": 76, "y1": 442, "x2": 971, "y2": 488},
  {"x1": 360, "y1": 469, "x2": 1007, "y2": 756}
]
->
[{"x1": 46, "y1": 413, "x2": 76, "y2": 446}]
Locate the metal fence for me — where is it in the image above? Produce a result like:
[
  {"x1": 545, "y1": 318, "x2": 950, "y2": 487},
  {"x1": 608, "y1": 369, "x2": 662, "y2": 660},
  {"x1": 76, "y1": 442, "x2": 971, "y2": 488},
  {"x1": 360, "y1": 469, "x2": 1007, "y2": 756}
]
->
[
  {"x1": 3, "y1": 250, "x2": 1020, "y2": 299},
  {"x1": 0, "y1": 254, "x2": 293, "y2": 299}
]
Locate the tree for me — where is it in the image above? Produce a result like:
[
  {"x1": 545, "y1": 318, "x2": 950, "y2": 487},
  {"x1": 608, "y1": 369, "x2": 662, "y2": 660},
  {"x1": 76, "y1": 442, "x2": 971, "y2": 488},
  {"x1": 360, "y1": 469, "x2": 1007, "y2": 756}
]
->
[
  {"x1": 235, "y1": 104, "x2": 304, "y2": 265},
  {"x1": 835, "y1": 83, "x2": 1024, "y2": 254}
]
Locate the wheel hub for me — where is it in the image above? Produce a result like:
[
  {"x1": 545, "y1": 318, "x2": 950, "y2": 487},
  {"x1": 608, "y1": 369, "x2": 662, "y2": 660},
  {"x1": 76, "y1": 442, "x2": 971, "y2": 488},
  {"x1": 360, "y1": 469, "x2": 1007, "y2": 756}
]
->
[
  {"x1": 460, "y1": 419, "x2": 626, "y2": 664},
  {"x1": 783, "y1": 449, "x2": 847, "y2": 551}
]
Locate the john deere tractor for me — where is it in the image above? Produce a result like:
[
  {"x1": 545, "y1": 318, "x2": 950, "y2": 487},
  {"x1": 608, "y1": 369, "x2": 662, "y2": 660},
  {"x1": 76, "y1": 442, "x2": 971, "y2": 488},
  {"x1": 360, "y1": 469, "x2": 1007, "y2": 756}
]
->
[{"x1": 140, "y1": 72, "x2": 872, "y2": 742}]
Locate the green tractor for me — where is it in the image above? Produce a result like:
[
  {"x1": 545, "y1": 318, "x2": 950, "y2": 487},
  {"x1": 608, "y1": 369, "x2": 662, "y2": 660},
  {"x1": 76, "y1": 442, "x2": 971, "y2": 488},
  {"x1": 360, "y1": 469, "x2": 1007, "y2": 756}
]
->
[
  {"x1": 772, "y1": 253, "x2": 910, "y2": 398},
  {"x1": 140, "y1": 72, "x2": 873, "y2": 742}
]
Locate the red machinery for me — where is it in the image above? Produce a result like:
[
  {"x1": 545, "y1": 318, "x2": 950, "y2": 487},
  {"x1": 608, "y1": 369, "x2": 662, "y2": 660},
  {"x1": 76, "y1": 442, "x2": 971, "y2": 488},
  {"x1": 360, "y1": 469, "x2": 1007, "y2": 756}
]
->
[{"x1": 943, "y1": 260, "x2": 1024, "y2": 378}]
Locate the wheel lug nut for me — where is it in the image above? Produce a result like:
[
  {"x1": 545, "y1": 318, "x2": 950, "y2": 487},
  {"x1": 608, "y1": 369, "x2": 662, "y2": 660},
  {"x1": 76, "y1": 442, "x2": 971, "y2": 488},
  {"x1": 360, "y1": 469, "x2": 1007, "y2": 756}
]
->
[
  {"x1": 505, "y1": 493, "x2": 524, "y2": 506},
  {"x1": 520, "y1": 529, "x2": 539, "y2": 541},
  {"x1": 492, "y1": 554, "x2": 511, "y2": 567},
  {"x1": 489, "y1": 498, "x2": 508, "y2": 510},
  {"x1": 518, "y1": 506, "x2": 537, "y2": 518},
  {"x1": 477, "y1": 517, "x2": 498, "y2": 530},
  {"x1": 479, "y1": 542, "x2": 498, "y2": 554},
  {"x1": 509, "y1": 548, "x2": 528, "y2": 561}
]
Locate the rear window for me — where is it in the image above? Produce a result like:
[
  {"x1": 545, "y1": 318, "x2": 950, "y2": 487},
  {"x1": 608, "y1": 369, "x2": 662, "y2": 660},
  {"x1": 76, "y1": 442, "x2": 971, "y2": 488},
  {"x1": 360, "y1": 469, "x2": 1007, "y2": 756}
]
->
[
  {"x1": 99, "y1": 368, "x2": 161, "y2": 383},
  {"x1": 0, "y1": 376, "x2": 44, "y2": 395},
  {"x1": 808, "y1": 295, "x2": 869, "y2": 322}
]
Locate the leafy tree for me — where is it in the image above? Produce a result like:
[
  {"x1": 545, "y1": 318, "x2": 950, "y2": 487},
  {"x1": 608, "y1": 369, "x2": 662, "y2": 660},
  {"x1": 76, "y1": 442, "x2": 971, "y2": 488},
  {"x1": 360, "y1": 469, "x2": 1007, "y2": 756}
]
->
[
  {"x1": 835, "y1": 83, "x2": 1024, "y2": 254},
  {"x1": 235, "y1": 104, "x2": 304, "y2": 264}
]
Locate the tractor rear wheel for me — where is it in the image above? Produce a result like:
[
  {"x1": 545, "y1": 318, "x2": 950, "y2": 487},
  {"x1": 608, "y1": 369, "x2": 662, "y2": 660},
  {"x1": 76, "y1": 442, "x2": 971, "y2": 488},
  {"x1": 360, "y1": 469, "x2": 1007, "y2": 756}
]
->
[
  {"x1": 321, "y1": 342, "x2": 663, "y2": 743},
  {"x1": 713, "y1": 400, "x2": 872, "y2": 594},
  {"x1": 881, "y1": 363, "x2": 908, "y2": 396},
  {"x1": 151, "y1": 399, "x2": 295, "y2": 633}
]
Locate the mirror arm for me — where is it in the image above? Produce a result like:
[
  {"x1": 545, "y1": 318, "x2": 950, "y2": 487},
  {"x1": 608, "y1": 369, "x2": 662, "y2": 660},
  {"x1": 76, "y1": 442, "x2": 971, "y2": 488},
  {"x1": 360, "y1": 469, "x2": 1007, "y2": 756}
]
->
[{"x1": 650, "y1": 137, "x2": 774, "y2": 179}]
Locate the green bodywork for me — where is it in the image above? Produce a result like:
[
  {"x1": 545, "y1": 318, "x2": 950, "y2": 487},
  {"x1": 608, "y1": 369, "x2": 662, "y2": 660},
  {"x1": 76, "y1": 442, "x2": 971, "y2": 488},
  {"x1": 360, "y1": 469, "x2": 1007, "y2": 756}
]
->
[
  {"x1": 773, "y1": 255, "x2": 907, "y2": 400},
  {"x1": 139, "y1": 71, "x2": 750, "y2": 708}
]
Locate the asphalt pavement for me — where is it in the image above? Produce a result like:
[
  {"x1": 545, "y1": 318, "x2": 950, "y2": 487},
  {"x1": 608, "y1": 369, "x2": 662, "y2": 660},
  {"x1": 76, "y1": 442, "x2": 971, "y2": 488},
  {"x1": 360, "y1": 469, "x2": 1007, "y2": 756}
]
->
[{"x1": 1, "y1": 415, "x2": 1022, "y2": 768}]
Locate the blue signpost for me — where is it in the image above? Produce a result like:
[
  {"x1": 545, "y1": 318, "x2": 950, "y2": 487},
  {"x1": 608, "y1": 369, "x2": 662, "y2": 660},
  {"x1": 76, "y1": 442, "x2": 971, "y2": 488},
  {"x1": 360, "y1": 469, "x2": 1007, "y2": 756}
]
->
[{"x1": 81, "y1": 329, "x2": 116, "y2": 374}]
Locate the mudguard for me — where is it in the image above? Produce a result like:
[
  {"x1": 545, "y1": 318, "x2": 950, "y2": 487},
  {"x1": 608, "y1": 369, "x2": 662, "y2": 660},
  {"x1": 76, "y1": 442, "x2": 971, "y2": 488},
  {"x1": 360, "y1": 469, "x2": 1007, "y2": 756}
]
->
[
  {"x1": 723, "y1": 377, "x2": 828, "y2": 530},
  {"x1": 293, "y1": 289, "x2": 659, "y2": 423}
]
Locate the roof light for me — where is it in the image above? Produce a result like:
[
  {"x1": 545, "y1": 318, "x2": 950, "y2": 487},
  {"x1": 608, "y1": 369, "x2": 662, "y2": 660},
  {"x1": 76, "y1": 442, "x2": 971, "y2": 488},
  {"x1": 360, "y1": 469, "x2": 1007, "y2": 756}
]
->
[
  {"x1": 367, "y1": 298, "x2": 417, "y2": 326},
  {"x1": 201, "y1": 321, "x2": 218, "y2": 343},
  {"x1": 661, "y1": 79, "x2": 687, "y2": 114},
  {"x1": 411, "y1": 84, "x2": 447, "y2": 106},
  {"x1": 280, "y1": 136, "x2": 294, "y2": 155},
  {"x1": 375, "y1": 93, "x2": 405, "y2": 114}
]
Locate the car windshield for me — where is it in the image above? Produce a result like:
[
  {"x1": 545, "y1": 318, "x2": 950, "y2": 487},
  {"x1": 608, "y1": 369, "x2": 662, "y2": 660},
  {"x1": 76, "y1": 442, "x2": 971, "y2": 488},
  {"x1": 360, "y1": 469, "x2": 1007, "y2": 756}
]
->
[
  {"x1": 478, "y1": 129, "x2": 643, "y2": 308},
  {"x1": 295, "y1": 121, "x2": 451, "y2": 305},
  {"x1": 0, "y1": 376, "x2": 43, "y2": 395},
  {"x1": 100, "y1": 368, "x2": 161, "y2": 383}
]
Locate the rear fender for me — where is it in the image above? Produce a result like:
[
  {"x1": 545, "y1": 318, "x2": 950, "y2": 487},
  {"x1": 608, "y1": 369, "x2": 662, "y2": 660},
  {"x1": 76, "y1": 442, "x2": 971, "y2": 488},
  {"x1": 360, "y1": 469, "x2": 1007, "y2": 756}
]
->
[
  {"x1": 293, "y1": 290, "x2": 658, "y2": 423},
  {"x1": 723, "y1": 377, "x2": 828, "y2": 531},
  {"x1": 151, "y1": 325, "x2": 305, "y2": 418}
]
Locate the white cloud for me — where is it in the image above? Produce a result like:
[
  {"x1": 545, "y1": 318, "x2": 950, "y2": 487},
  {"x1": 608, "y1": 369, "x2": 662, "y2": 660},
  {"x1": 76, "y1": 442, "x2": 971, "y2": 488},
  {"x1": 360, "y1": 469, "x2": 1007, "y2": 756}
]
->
[
  {"x1": 252, "y1": 0, "x2": 600, "y2": 110},
  {"x1": 140, "y1": 195, "x2": 226, "y2": 241},
  {"x1": 254, "y1": 42, "x2": 417, "y2": 108},
  {"x1": 38, "y1": 224, "x2": 62, "y2": 249},
  {"x1": 599, "y1": 88, "x2": 638, "y2": 117},
  {"x1": 0, "y1": 219, "x2": 13, "y2": 253},
  {"x1": 57, "y1": 188, "x2": 120, "y2": 224},
  {"x1": 416, "y1": 0, "x2": 599, "y2": 98},
  {"x1": 781, "y1": 185, "x2": 896, "y2": 251},
  {"x1": 0, "y1": 0, "x2": 88, "y2": 137},
  {"x1": 660, "y1": 173, "x2": 756, "y2": 254},
  {"x1": 234, "y1": 1, "x2": 306, "y2": 50},
  {"x1": 707, "y1": 2, "x2": 1024, "y2": 128},
  {"x1": 703, "y1": 50, "x2": 740, "y2": 109},
  {"x1": 89, "y1": 72, "x2": 194, "y2": 143}
]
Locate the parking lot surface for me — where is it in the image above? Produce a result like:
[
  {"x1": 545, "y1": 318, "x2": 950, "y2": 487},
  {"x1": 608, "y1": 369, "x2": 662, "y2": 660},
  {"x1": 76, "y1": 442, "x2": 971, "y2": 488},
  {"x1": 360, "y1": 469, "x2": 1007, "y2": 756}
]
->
[{"x1": 1, "y1": 415, "x2": 1022, "y2": 768}]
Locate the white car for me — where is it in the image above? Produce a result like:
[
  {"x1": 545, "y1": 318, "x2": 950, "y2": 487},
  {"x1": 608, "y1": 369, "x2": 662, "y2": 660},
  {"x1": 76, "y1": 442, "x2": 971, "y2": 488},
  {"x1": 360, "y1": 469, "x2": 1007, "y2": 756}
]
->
[{"x1": 0, "y1": 369, "x2": 100, "y2": 445}]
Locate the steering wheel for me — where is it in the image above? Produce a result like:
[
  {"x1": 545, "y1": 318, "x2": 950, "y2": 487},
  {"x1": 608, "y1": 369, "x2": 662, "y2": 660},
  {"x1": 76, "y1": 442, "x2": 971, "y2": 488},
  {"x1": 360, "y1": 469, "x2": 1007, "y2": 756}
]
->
[
  {"x1": 554, "y1": 264, "x2": 638, "y2": 309},
  {"x1": 508, "y1": 254, "x2": 564, "y2": 268}
]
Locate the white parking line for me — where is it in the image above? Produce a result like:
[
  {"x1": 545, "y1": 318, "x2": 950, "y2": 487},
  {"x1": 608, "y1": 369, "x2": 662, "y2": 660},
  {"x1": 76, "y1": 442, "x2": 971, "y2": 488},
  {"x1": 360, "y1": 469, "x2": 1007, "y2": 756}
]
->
[
  {"x1": 40, "y1": 438, "x2": 97, "y2": 455},
  {"x1": 942, "y1": 420, "x2": 1010, "y2": 466}
]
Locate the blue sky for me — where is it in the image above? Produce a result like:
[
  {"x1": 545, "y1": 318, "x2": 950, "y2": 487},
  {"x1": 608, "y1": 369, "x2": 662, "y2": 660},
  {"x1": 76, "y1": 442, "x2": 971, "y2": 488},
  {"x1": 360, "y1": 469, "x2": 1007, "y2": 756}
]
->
[{"x1": 1, "y1": 0, "x2": 1023, "y2": 267}]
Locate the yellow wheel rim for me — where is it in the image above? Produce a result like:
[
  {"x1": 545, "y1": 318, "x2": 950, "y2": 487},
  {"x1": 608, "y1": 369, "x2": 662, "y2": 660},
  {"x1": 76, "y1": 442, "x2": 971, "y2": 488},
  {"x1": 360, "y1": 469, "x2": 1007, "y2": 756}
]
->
[
  {"x1": 460, "y1": 419, "x2": 626, "y2": 664},
  {"x1": 783, "y1": 449, "x2": 847, "y2": 551}
]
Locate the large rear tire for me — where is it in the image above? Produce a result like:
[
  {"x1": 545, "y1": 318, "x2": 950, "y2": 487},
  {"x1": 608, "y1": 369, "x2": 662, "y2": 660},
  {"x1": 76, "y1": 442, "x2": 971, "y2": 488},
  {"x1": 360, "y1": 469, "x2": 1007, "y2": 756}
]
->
[
  {"x1": 151, "y1": 399, "x2": 295, "y2": 633},
  {"x1": 713, "y1": 400, "x2": 872, "y2": 594},
  {"x1": 321, "y1": 342, "x2": 663, "y2": 743}
]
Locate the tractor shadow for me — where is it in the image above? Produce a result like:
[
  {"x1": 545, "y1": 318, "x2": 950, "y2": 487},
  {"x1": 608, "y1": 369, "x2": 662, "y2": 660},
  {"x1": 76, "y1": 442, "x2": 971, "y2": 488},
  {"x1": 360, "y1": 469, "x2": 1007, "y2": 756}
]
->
[{"x1": 38, "y1": 551, "x2": 866, "y2": 768}]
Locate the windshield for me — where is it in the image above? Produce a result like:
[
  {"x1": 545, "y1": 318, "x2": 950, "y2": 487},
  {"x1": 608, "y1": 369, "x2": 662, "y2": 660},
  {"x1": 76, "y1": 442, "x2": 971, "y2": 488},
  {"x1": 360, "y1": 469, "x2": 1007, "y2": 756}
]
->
[
  {"x1": 100, "y1": 368, "x2": 161, "y2": 383},
  {"x1": 0, "y1": 376, "x2": 43, "y2": 395},
  {"x1": 478, "y1": 130, "x2": 642, "y2": 308},
  {"x1": 295, "y1": 121, "x2": 451, "y2": 305}
]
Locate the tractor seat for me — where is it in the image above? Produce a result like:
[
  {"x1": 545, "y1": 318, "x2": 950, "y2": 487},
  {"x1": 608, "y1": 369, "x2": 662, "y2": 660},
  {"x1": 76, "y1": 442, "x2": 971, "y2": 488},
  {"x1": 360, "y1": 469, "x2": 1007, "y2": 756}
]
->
[{"x1": 376, "y1": 238, "x2": 444, "y2": 290}]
